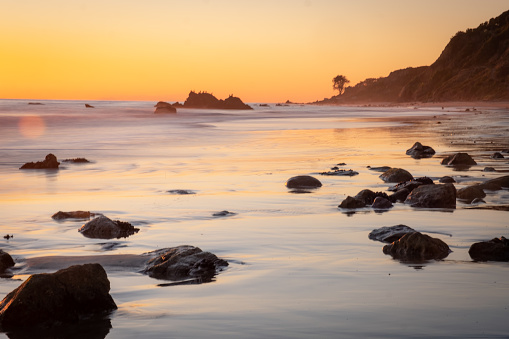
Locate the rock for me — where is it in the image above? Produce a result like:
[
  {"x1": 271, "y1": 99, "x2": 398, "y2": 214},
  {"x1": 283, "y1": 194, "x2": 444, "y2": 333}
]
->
[
  {"x1": 379, "y1": 168, "x2": 414, "y2": 183},
  {"x1": 388, "y1": 177, "x2": 433, "y2": 193},
  {"x1": 62, "y1": 158, "x2": 90, "y2": 163},
  {"x1": 354, "y1": 189, "x2": 389, "y2": 205},
  {"x1": 367, "y1": 166, "x2": 392, "y2": 172},
  {"x1": 19, "y1": 153, "x2": 60, "y2": 169},
  {"x1": 483, "y1": 167, "x2": 496, "y2": 172},
  {"x1": 85, "y1": 104, "x2": 95, "y2": 108},
  {"x1": 439, "y1": 176, "x2": 456, "y2": 183},
  {"x1": 167, "y1": 189, "x2": 196, "y2": 195},
  {"x1": 52, "y1": 211, "x2": 93, "y2": 220},
  {"x1": 338, "y1": 196, "x2": 366, "y2": 209},
  {"x1": 0, "y1": 264, "x2": 116, "y2": 331},
  {"x1": 212, "y1": 210, "x2": 236, "y2": 217},
  {"x1": 479, "y1": 175, "x2": 509, "y2": 190},
  {"x1": 0, "y1": 250, "x2": 15, "y2": 273},
  {"x1": 404, "y1": 183, "x2": 456, "y2": 208},
  {"x1": 441, "y1": 152, "x2": 477, "y2": 166},
  {"x1": 79, "y1": 215, "x2": 139, "y2": 239},
  {"x1": 490, "y1": 152, "x2": 504, "y2": 159},
  {"x1": 406, "y1": 142, "x2": 436, "y2": 159},
  {"x1": 383, "y1": 232, "x2": 450, "y2": 261},
  {"x1": 183, "y1": 91, "x2": 252, "y2": 110},
  {"x1": 320, "y1": 169, "x2": 359, "y2": 176},
  {"x1": 286, "y1": 175, "x2": 322, "y2": 189},
  {"x1": 388, "y1": 188, "x2": 411, "y2": 202},
  {"x1": 144, "y1": 245, "x2": 228, "y2": 282},
  {"x1": 154, "y1": 101, "x2": 177, "y2": 114},
  {"x1": 371, "y1": 197, "x2": 393, "y2": 209},
  {"x1": 456, "y1": 185, "x2": 486, "y2": 203},
  {"x1": 368, "y1": 225, "x2": 416, "y2": 243},
  {"x1": 469, "y1": 236, "x2": 509, "y2": 261}
]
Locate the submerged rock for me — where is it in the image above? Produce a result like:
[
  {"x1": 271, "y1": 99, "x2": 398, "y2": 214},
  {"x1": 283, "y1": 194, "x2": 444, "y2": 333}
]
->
[
  {"x1": 286, "y1": 175, "x2": 322, "y2": 189},
  {"x1": 52, "y1": 210, "x2": 94, "y2": 220},
  {"x1": 79, "y1": 215, "x2": 139, "y2": 239},
  {"x1": 456, "y1": 185, "x2": 486, "y2": 203},
  {"x1": 383, "y1": 232, "x2": 450, "y2": 261},
  {"x1": 61, "y1": 158, "x2": 91, "y2": 163},
  {"x1": 367, "y1": 166, "x2": 392, "y2": 172},
  {"x1": 212, "y1": 210, "x2": 236, "y2": 217},
  {"x1": 144, "y1": 245, "x2": 228, "y2": 282},
  {"x1": 0, "y1": 264, "x2": 116, "y2": 331},
  {"x1": 320, "y1": 169, "x2": 359, "y2": 176},
  {"x1": 404, "y1": 183, "x2": 456, "y2": 208},
  {"x1": 441, "y1": 152, "x2": 477, "y2": 166},
  {"x1": 19, "y1": 153, "x2": 60, "y2": 169},
  {"x1": 369, "y1": 225, "x2": 416, "y2": 243},
  {"x1": 0, "y1": 250, "x2": 15, "y2": 273},
  {"x1": 469, "y1": 237, "x2": 509, "y2": 262},
  {"x1": 167, "y1": 189, "x2": 196, "y2": 195},
  {"x1": 379, "y1": 168, "x2": 414, "y2": 183},
  {"x1": 406, "y1": 142, "x2": 435, "y2": 159},
  {"x1": 154, "y1": 101, "x2": 177, "y2": 113}
]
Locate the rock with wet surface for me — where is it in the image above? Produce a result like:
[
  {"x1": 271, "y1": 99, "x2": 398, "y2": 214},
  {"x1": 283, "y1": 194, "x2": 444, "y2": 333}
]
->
[
  {"x1": 369, "y1": 225, "x2": 416, "y2": 243},
  {"x1": 379, "y1": 168, "x2": 414, "y2": 183},
  {"x1": 144, "y1": 245, "x2": 228, "y2": 282},
  {"x1": 404, "y1": 183, "x2": 456, "y2": 208},
  {"x1": 52, "y1": 210, "x2": 93, "y2": 220},
  {"x1": 367, "y1": 166, "x2": 391, "y2": 172},
  {"x1": 338, "y1": 196, "x2": 366, "y2": 209},
  {"x1": 0, "y1": 250, "x2": 15, "y2": 273},
  {"x1": 439, "y1": 176, "x2": 456, "y2": 183},
  {"x1": 441, "y1": 152, "x2": 477, "y2": 166},
  {"x1": 371, "y1": 197, "x2": 393, "y2": 209},
  {"x1": 286, "y1": 175, "x2": 322, "y2": 189},
  {"x1": 0, "y1": 264, "x2": 116, "y2": 331},
  {"x1": 479, "y1": 175, "x2": 509, "y2": 190},
  {"x1": 383, "y1": 232, "x2": 450, "y2": 261},
  {"x1": 456, "y1": 185, "x2": 486, "y2": 203},
  {"x1": 354, "y1": 189, "x2": 390, "y2": 205},
  {"x1": 469, "y1": 237, "x2": 509, "y2": 262},
  {"x1": 19, "y1": 153, "x2": 60, "y2": 169},
  {"x1": 406, "y1": 142, "x2": 435, "y2": 159},
  {"x1": 79, "y1": 215, "x2": 139, "y2": 239}
]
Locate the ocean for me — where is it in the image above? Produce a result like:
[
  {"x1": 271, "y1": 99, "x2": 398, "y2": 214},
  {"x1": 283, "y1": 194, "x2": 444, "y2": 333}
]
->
[{"x1": 0, "y1": 99, "x2": 508, "y2": 338}]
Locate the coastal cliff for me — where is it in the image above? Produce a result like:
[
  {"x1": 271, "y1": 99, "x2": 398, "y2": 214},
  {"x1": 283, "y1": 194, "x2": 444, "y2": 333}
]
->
[{"x1": 315, "y1": 10, "x2": 509, "y2": 104}]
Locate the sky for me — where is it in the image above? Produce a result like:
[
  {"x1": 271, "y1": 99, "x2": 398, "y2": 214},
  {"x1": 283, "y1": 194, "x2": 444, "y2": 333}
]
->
[{"x1": 1, "y1": 0, "x2": 508, "y2": 103}]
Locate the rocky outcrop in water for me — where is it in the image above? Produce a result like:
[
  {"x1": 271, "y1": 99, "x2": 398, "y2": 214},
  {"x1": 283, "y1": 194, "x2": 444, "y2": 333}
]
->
[
  {"x1": 404, "y1": 183, "x2": 456, "y2": 208},
  {"x1": 383, "y1": 232, "x2": 450, "y2": 261},
  {"x1": 144, "y1": 245, "x2": 228, "y2": 282},
  {"x1": 0, "y1": 250, "x2": 14, "y2": 274},
  {"x1": 338, "y1": 196, "x2": 366, "y2": 209},
  {"x1": 286, "y1": 175, "x2": 322, "y2": 189},
  {"x1": 469, "y1": 236, "x2": 509, "y2": 261},
  {"x1": 154, "y1": 101, "x2": 177, "y2": 113},
  {"x1": 456, "y1": 185, "x2": 486, "y2": 203},
  {"x1": 19, "y1": 153, "x2": 60, "y2": 169},
  {"x1": 441, "y1": 153, "x2": 477, "y2": 166},
  {"x1": 61, "y1": 158, "x2": 91, "y2": 163},
  {"x1": 369, "y1": 225, "x2": 416, "y2": 243},
  {"x1": 79, "y1": 215, "x2": 139, "y2": 239},
  {"x1": 52, "y1": 211, "x2": 94, "y2": 220},
  {"x1": 372, "y1": 197, "x2": 393, "y2": 209},
  {"x1": 182, "y1": 91, "x2": 252, "y2": 110},
  {"x1": 379, "y1": 168, "x2": 414, "y2": 183},
  {"x1": 479, "y1": 175, "x2": 509, "y2": 190},
  {"x1": 406, "y1": 142, "x2": 435, "y2": 159},
  {"x1": 0, "y1": 264, "x2": 116, "y2": 331}
]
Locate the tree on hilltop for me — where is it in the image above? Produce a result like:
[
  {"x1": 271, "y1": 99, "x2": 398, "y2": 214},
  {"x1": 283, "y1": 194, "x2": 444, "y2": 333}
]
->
[{"x1": 332, "y1": 75, "x2": 350, "y2": 95}]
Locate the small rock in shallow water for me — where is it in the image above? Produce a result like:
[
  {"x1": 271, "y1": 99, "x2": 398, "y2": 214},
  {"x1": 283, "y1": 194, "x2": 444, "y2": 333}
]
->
[
  {"x1": 439, "y1": 176, "x2": 456, "y2": 183},
  {"x1": 383, "y1": 232, "x2": 450, "y2": 261},
  {"x1": 483, "y1": 167, "x2": 496, "y2": 172},
  {"x1": 490, "y1": 152, "x2": 504, "y2": 159},
  {"x1": 405, "y1": 142, "x2": 435, "y2": 159},
  {"x1": 0, "y1": 250, "x2": 15, "y2": 273},
  {"x1": 367, "y1": 166, "x2": 391, "y2": 172},
  {"x1": 441, "y1": 152, "x2": 477, "y2": 166},
  {"x1": 369, "y1": 225, "x2": 416, "y2": 243},
  {"x1": 167, "y1": 189, "x2": 196, "y2": 195},
  {"x1": 212, "y1": 210, "x2": 236, "y2": 217},
  {"x1": 469, "y1": 237, "x2": 509, "y2": 262},
  {"x1": 286, "y1": 175, "x2": 322, "y2": 189},
  {"x1": 379, "y1": 168, "x2": 414, "y2": 183},
  {"x1": 456, "y1": 185, "x2": 486, "y2": 203},
  {"x1": 79, "y1": 215, "x2": 139, "y2": 239},
  {"x1": 371, "y1": 197, "x2": 393, "y2": 209},
  {"x1": 338, "y1": 196, "x2": 366, "y2": 209},
  {"x1": 52, "y1": 210, "x2": 93, "y2": 220}
]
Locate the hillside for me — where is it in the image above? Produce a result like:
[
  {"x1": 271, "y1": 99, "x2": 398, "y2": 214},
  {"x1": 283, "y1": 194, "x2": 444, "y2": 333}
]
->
[{"x1": 315, "y1": 10, "x2": 509, "y2": 104}]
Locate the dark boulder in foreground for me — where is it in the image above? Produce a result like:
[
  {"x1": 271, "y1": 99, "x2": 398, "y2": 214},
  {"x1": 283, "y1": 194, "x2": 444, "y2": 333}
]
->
[
  {"x1": 369, "y1": 225, "x2": 416, "y2": 243},
  {"x1": 469, "y1": 236, "x2": 509, "y2": 262},
  {"x1": 79, "y1": 215, "x2": 139, "y2": 239},
  {"x1": 441, "y1": 152, "x2": 477, "y2": 166},
  {"x1": 286, "y1": 175, "x2": 322, "y2": 189},
  {"x1": 379, "y1": 168, "x2": 414, "y2": 183},
  {"x1": 154, "y1": 101, "x2": 177, "y2": 113},
  {"x1": 338, "y1": 196, "x2": 366, "y2": 209},
  {"x1": 52, "y1": 210, "x2": 94, "y2": 220},
  {"x1": 383, "y1": 232, "x2": 450, "y2": 261},
  {"x1": 19, "y1": 153, "x2": 60, "y2": 169},
  {"x1": 456, "y1": 185, "x2": 486, "y2": 203},
  {"x1": 406, "y1": 142, "x2": 435, "y2": 159},
  {"x1": 404, "y1": 183, "x2": 456, "y2": 208},
  {"x1": 0, "y1": 250, "x2": 15, "y2": 273},
  {"x1": 144, "y1": 245, "x2": 228, "y2": 282},
  {"x1": 0, "y1": 264, "x2": 116, "y2": 331}
]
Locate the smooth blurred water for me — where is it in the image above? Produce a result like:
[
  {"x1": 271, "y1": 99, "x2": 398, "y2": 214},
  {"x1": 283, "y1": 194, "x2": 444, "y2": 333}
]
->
[{"x1": 0, "y1": 100, "x2": 508, "y2": 338}]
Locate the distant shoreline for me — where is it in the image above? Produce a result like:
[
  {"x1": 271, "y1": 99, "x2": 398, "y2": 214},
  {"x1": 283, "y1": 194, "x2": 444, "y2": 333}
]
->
[{"x1": 310, "y1": 101, "x2": 509, "y2": 109}]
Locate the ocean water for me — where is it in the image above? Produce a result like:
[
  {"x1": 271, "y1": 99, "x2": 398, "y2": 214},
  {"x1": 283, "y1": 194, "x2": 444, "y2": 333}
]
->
[{"x1": 0, "y1": 99, "x2": 508, "y2": 338}]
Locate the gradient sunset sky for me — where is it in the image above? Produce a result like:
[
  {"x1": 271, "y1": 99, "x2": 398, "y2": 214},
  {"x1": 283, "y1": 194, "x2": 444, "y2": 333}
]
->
[{"x1": 2, "y1": 0, "x2": 507, "y2": 103}]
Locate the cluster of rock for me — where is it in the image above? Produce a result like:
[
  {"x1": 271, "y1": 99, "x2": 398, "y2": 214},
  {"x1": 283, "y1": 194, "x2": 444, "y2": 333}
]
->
[
  {"x1": 155, "y1": 91, "x2": 252, "y2": 113},
  {"x1": 154, "y1": 101, "x2": 177, "y2": 114},
  {"x1": 19, "y1": 153, "x2": 60, "y2": 169}
]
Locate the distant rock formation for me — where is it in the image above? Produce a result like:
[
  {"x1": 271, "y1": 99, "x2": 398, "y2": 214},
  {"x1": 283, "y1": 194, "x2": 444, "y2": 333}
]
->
[
  {"x1": 314, "y1": 10, "x2": 509, "y2": 104},
  {"x1": 182, "y1": 91, "x2": 252, "y2": 110},
  {"x1": 154, "y1": 101, "x2": 177, "y2": 114},
  {"x1": 20, "y1": 154, "x2": 60, "y2": 169},
  {"x1": 85, "y1": 104, "x2": 94, "y2": 108}
]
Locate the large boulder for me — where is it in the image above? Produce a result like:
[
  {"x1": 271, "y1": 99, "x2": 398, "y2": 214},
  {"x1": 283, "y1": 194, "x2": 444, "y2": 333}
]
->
[
  {"x1": 0, "y1": 250, "x2": 15, "y2": 273},
  {"x1": 286, "y1": 175, "x2": 322, "y2": 189},
  {"x1": 379, "y1": 168, "x2": 414, "y2": 183},
  {"x1": 154, "y1": 101, "x2": 177, "y2": 113},
  {"x1": 456, "y1": 185, "x2": 486, "y2": 203},
  {"x1": 144, "y1": 245, "x2": 228, "y2": 282},
  {"x1": 404, "y1": 183, "x2": 456, "y2": 208},
  {"x1": 383, "y1": 232, "x2": 450, "y2": 261},
  {"x1": 79, "y1": 215, "x2": 139, "y2": 239},
  {"x1": 369, "y1": 225, "x2": 416, "y2": 243},
  {"x1": 441, "y1": 152, "x2": 477, "y2": 166},
  {"x1": 0, "y1": 264, "x2": 117, "y2": 331},
  {"x1": 406, "y1": 142, "x2": 435, "y2": 159},
  {"x1": 469, "y1": 236, "x2": 509, "y2": 262},
  {"x1": 19, "y1": 153, "x2": 60, "y2": 169}
]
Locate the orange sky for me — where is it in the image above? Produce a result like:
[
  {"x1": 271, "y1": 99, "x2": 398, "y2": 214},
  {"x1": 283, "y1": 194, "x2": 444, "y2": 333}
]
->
[{"x1": 1, "y1": 0, "x2": 507, "y2": 103}]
